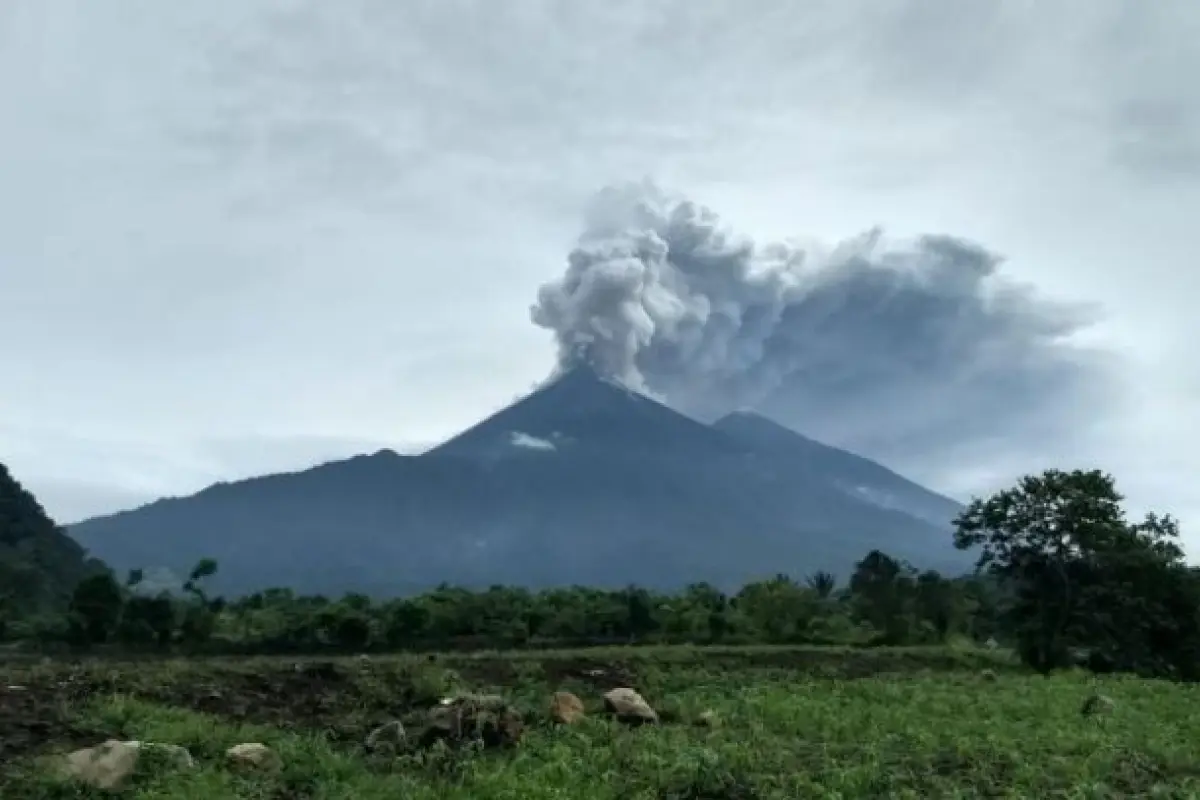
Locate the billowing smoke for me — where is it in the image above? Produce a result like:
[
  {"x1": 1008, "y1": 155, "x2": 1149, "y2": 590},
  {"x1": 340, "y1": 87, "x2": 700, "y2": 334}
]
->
[{"x1": 531, "y1": 181, "x2": 1116, "y2": 480}]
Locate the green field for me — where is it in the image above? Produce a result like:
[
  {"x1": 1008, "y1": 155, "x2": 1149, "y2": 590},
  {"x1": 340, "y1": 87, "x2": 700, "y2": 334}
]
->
[{"x1": 3, "y1": 645, "x2": 1199, "y2": 798}]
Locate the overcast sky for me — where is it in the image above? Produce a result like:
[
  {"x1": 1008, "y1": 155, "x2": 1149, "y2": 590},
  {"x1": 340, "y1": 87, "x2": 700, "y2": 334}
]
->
[{"x1": 2, "y1": 2, "x2": 1199, "y2": 547}]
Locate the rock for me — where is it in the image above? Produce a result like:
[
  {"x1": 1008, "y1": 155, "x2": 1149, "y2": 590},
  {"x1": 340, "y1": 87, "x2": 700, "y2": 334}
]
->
[
  {"x1": 694, "y1": 709, "x2": 719, "y2": 728},
  {"x1": 62, "y1": 740, "x2": 139, "y2": 790},
  {"x1": 1081, "y1": 693, "x2": 1115, "y2": 717},
  {"x1": 61, "y1": 740, "x2": 194, "y2": 790},
  {"x1": 550, "y1": 691, "x2": 585, "y2": 724},
  {"x1": 603, "y1": 688, "x2": 658, "y2": 725},
  {"x1": 365, "y1": 720, "x2": 407, "y2": 753},
  {"x1": 980, "y1": 669, "x2": 997, "y2": 682},
  {"x1": 420, "y1": 694, "x2": 524, "y2": 749},
  {"x1": 226, "y1": 742, "x2": 282, "y2": 772}
]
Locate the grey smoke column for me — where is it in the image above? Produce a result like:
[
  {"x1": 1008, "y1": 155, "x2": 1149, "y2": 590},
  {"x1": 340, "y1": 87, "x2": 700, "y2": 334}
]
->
[{"x1": 531, "y1": 181, "x2": 1114, "y2": 467}]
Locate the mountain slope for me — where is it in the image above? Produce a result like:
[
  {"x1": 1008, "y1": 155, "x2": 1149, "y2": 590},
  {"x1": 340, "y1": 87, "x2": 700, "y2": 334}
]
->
[
  {"x1": 68, "y1": 368, "x2": 971, "y2": 597},
  {"x1": 713, "y1": 411, "x2": 963, "y2": 526},
  {"x1": 1, "y1": 463, "x2": 107, "y2": 613}
]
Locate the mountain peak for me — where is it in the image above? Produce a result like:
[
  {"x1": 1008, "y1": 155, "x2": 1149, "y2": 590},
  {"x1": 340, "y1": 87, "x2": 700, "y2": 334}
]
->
[
  {"x1": 426, "y1": 362, "x2": 733, "y2": 461},
  {"x1": 540, "y1": 360, "x2": 631, "y2": 394}
]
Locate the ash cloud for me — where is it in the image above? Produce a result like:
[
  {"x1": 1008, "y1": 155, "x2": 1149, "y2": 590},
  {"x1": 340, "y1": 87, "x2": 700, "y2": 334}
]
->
[{"x1": 531, "y1": 181, "x2": 1116, "y2": 474}]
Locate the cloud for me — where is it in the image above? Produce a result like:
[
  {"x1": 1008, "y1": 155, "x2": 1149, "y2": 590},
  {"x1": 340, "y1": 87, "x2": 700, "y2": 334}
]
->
[
  {"x1": 533, "y1": 182, "x2": 1120, "y2": 480},
  {"x1": 509, "y1": 432, "x2": 557, "y2": 452},
  {"x1": 2, "y1": 0, "x2": 1198, "y2": 537}
]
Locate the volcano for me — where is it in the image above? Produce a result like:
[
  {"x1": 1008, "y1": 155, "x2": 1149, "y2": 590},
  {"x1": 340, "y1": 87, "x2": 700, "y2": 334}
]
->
[{"x1": 67, "y1": 366, "x2": 970, "y2": 596}]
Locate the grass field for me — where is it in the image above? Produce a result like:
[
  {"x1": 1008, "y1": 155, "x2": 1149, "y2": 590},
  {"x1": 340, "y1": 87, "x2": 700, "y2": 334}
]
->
[{"x1": 3, "y1": 644, "x2": 1200, "y2": 798}]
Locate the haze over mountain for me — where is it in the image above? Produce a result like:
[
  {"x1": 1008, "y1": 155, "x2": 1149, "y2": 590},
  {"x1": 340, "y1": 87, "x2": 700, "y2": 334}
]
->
[{"x1": 68, "y1": 366, "x2": 969, "y2": 597}]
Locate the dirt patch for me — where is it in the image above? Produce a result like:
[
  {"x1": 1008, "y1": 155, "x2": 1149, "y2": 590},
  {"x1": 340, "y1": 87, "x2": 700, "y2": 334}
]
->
[
  {"x1": 0, "y1": 684, "x2": 112, "y2": 762},
  {"x1": 539, "y1": 657, "x2": 641, "y2": 691},
  {"x1": 0, "y1": 660, "x2": 418, "y2": 751}
]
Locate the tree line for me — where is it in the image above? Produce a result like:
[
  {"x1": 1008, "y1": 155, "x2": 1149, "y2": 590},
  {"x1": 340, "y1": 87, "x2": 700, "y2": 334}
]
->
[
  {"x1": 4, "y1": 549, "x2": 1005, "y2": 654},
  {"x1": 3, "y1": 468, "x2": 1198, "y2": 681}
]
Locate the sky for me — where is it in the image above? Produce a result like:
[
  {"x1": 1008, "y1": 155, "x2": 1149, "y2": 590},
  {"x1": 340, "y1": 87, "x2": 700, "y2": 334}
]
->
[{"x1": 2, "y1": 1, "x2": 1198, "y2": 545}]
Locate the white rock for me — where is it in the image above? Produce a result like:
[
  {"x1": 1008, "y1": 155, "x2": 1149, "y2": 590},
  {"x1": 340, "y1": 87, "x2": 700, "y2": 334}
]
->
[
  {"x1": 61, "y1": 739, "x2": 194, "y2": 789},
  {"x1": 226, "y1": 742, "x2": 282, "y2": 772},
  {"x1": 603, "y1": 687, "x2": 658, "y2": 724}
]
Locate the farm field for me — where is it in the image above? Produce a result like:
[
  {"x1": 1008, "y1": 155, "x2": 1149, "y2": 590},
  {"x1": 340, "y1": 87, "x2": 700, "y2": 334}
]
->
[{"x1": 3, "y1": 645, "x2": 1199, "y2": 798}]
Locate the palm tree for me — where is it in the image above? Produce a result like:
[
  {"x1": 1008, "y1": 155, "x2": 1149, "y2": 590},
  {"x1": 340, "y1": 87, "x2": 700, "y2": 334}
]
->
[{"x1": 805, "y1": 570, "x2": 838, "y2": 600}]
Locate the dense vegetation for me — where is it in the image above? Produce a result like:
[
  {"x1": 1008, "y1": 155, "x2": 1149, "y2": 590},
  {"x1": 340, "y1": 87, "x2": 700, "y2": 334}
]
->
[
  {"x1": 3, "y1": 464, "x2": 1198, "y2": 684},
  {"x1": 1, "y1": 548, "x2": 1006, "y2": 653},
  {"x1": 0, "y1": 464, "x2": 106, "y2": 627}
]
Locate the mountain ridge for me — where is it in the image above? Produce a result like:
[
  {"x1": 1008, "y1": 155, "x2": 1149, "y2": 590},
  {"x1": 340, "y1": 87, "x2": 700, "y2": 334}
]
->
[{"x1": 67, "y1": 367, "x2": 970, "y2": 596}]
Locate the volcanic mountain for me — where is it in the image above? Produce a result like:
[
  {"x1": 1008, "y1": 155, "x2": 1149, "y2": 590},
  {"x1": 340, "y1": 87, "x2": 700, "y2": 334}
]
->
[{"x1": 67, "y1": 366, "x2": 970, "y2": 597}]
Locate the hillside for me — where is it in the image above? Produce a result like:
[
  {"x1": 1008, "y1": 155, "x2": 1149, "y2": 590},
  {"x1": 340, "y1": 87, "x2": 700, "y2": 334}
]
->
[
  {"x1": 0, "y1": 463, "x2": 106, "y2": 614},
  {"x1": 68, "y1": 367, "x2": 971, "y2": 597}
]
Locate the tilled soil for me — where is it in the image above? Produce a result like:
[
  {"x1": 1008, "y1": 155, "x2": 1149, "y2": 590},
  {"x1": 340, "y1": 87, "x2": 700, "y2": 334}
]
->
[{"x1": 0, "y1": 682, "x2": 110, "y2": 765}]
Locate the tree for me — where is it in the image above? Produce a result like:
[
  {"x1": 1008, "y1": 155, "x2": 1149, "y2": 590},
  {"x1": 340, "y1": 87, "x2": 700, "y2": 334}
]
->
[
  {"x1": 383, "y1": 599, "x2": 430, "y2": 646},
  {"x1": 319, "y1": 604, "x2": 372, "y2": 650},
  {"x1": 914, "y1": 570, "x2": 965, "y2": 642},
  {"x1": 736, "y1": 575, "x2": 820, "y2": 643},
  {"x1": 849, "y1": 551, "x2": 916, "y2": 644},
  {"x1": 68, "y1": 572, "x2": 124, "y2": 645},
  {"x1": 178, "y1": 558, "x2": 221, "y2": 648},
  {"x1": 805, "y1": 571, "x2": 838, "y2": 600},
  {"x1": 953, "y1": 468, "x2": 1189, "y2": 675},
  {"x1": 118, "y1": 593, "x2": 177, "y2": 647},
  {"x1": 182, "y1": 558, "x2": 218, "y2": 603},
  {"x1": 624, "y1": 586, "x2": 658, "y2": 640}
]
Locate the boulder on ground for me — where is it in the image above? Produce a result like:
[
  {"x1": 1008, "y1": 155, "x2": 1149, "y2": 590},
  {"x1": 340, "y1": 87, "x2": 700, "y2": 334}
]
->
[
  {"x1": 226, "y1": 742, "x2": 282, "y2": 772},
  {"x1": 420, "y1": 693, "x2": 524, "y2": 748},
  {"x1": 365, "y1": 720, "x2": 407, "y2": 754},
  {"x1": 603, "y1": 687, "x2": 658, "y2": 725},
  {"x1": 550, "y1": 691, "x2": 585, "y2": 724},
  {"x1": 62, "y1": 739, "x2": 194, "y2": 790}
]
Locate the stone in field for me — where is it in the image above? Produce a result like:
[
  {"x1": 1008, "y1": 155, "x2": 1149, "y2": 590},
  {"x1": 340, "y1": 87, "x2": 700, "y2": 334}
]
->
[
  {"x1": 62, "y1": 739, "x2": 194, "y2": 790},
  {"x1": 550, "y1": 690, "x2": 585, "y2": 724},
  {"x1": 226, "y1": 742, "x2": 283, "y2": 772},
  {"x1": 603, "y1": 687, "x2": 658, "y2": 725}
]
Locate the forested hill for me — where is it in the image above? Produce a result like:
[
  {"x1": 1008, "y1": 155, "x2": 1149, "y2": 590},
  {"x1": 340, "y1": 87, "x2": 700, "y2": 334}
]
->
[{"x1": 0, "y1": 463, "x2": 108, "y2": 614}]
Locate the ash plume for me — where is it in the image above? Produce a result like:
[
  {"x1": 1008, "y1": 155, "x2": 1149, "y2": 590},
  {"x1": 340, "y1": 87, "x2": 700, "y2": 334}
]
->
[{"x1": 531, "y1": 181, "x2": 1116, "y2": 474}]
